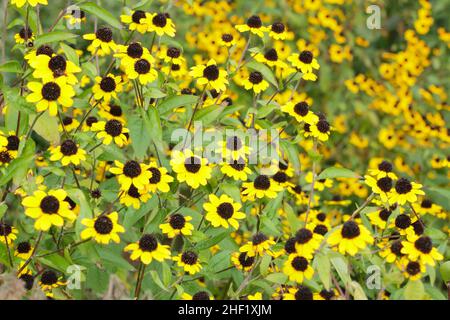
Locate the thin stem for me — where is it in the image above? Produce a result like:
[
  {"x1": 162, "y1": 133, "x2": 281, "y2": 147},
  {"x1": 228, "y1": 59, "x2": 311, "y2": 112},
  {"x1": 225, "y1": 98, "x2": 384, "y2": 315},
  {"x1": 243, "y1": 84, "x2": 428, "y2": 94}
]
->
[
  {"x1": 134, "y1": 262, "x2": 146, "y2": 299},
  {"x1": 17, "y1": 231, "x2": 43, "y2": 275},
  {"x1": 304, "y1": 139, "x2": 317, "y2": 226},
  {"x1": 409, "y1": 203, "x2": 425, "y2": 229},
  {"x1": 350, "y1": 193, "x2": 375, "y2": 220},
  {"x1": 3, "y1": 236, "x2": 13, "y2": 268},
  {"x1": 71, "y1": 166, "x2": 81, "y2": 188},
  {"x1": 37, "y1": 238, "x2": 90, "y2": 258},
  {"x1": 89, "y1": 141, "x2": 103, "y2": 153},
  {"x1": 25, "y1": 111, "x2": 45, "y2": 140},
  {"x1": 182, "y1": 86, "x2": 207, "y2": 149},
  {"x1": 75, "y1": 101, "x2": 100, "y2": 133},
  {"x1": 236, "y1": 34, "x2": 251, "y2": 71},
  {"x1": 48, "y1": 9, "x2": 65, "y2": 32},
  {"x1": 1, "y1": 0, "x2": 7, "y2": 63}
]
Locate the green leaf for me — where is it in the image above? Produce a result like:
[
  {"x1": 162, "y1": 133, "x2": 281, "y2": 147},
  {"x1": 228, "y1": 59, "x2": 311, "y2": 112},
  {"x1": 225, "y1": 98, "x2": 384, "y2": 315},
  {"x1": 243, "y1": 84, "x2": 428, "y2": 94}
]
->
[
  {"x1": 207, "y1": 250, "x2": 232, "y2": 273},
  {"x1": 196, "y1": 230, "x2": 230, "y2": 251},
  {"x1": 284, "y1": 203, "x2": 301, "y2": 235},
  {"x1": 157, "y1": 94, "x2": 199, "y2": 114},
  {"x1": 150, "y1": 270, "x2": 169, "y2": 291},
  {"x1": 317, "y1": 167, "x2": 361, "y2": 180},
  {"x1": 330, "y1": 255, "x2": 351, "y2": 286},
  {"x1": 32, "y1": 111, "x2": 60, "y2": 144},
  {"x1": 266, "y1": 272, "x2": 287, "y2": 284},
  {"x1": 128, "y1": 110, "x2": 151, "y2": 160},
  {"x1": 67, "y1": 188, "x2": 93, "y2": 238},
  {"x1": 439, "y1": 261, "x2": 450, "y2": 282},
  {"x1": 350, "y1": 281, "x2": 368, "y2": 300},
  {"x1": 0, "y1": 203, "x2": 7, "y2": 220},
  {"x1": 1, "y1": 86, "x2": 36, "y2": 114},
  {"x1": 146, "y1": 107, "x2": 163, "y2": 146},
  {"x1": 256, "y1": 101, "x2": 276, "y2": 119},
  {"x1": 95, "y1": 245, "x2": 133, "y2": 271},
  {"x1": 0, "y1": 139, "x2": 35, "y2": 187},
  {"x1": 34, "y1": 31, "x2": 79, "y2": 47},
  {"x1": 0, "y1": 61, "x2": 23, "y2": 73},
  {"x1": 404, "y1": 279, "x2": 425, "y2": 300},
  {"x1": 194, "y1": 104, "x2": 222, "y2": 125},
  {"x1": 315, "y1": 253, "x2": 331, "y2": 290},
  {"x1": 424, "y1": 284, "x2": 446, "y2": 300},
  {"x1": 262, "y1": 191, "x2": 284, "y2": 220},
  {"x1": 280, "y1": 140, "x2": 301, "y2": 172},
  {"x1": 259, "y1": 254, "x2": 271, "y2": 276},
  {"x1": 145, "y1": 87, "x2": 167, "y2": 99},
  {"x1": 60, "y1": 42, "x2": 80, "y2": 66},
  {"x1": 79, "y1": 2, "x2": 122, "y2": 29},
  {"x1": 162, "y1": 262, "x2": 172, "y2": 287},
  {"x1": 38, "y1": 255, "x2": 72, "y2": 273},
  {"x1": 426, "y1": 187, "x2": 450, "y2": 211}
]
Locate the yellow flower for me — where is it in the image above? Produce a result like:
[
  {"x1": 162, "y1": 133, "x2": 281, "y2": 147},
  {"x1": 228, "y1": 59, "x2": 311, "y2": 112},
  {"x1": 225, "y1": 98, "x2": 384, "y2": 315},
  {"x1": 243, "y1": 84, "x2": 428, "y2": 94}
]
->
[
  {"x1": 367, "y1": 160, "x2": 397, "y2": 180},
  {"x1": 14, "y1": 241, "x2": 33, "y2": 260},
  {"x1": 181, "y1": 291, "x2": 213, "y2": 300},
  {"x1": 120, "y1": 10, "x2": 149, "y2": 34},
  {"x1": 125, "y1": 56, "x2": 158, "y2": 85},
  {"x1": 124, "y1": 234, "x2": 171, "y2": 265},
  {"x1": 92, "y1": 74, "x2": 123, "y2": 102},
  {"x1": 81, "y1": 212, "x2": 125, "y2": 244},
  {"x1": 254, "y1": 48, "x2": 287, "y2": 68},
  {"x1": 145, "y1": 162, "x2": 174, "y2": 193},
  {"x1": 364, "y1": 175, "x2": 394, "y2": 203},
  {"x1": 248, "y1": 292, "x2": 263, "y2": 300},
  {"x1": 119, "y1": 184, "x2": 152, "y2": 209},
  {"x1": 269, "y1": 22, "x2": 287, "y2": 40},
  {"x1": 190, "y1": 59, "x2": 228, "y2": 92},
  {"x1": 388, "y1": 178, "x2": 425, "y2": 205},
  {"x1": 287, "y1": 51, "x2": 320, "y2": 81},
  {"x1": 49, "y1": 139, "x2": 86, "y2": 166},
  {"x1": 309, "y1": 118, "x2": 331, "y2": 141},
  {"x1": 203, "y1": 194, "x2": 245, "y2": 230},
  {"x1": 401, "y1": 234, "x2": 443, "y2": 267},
  {"x1": 281, "y1": 101, "x2": 318, "y2": 124},
  {"x1": 157, "y1": 46, "x2": 185, "y2": 65},
  {"x1": 39, "y1": 270, "x2": 65, "y2": 291},
  {"x1": 0, "y1": 222, "x2": 18, "y2": 246},
  {"x1": 327, "y1": 220, "x2": 374, "y2": 256},
  {"x1": 26, "y1": 78, "x2": 75, "y2": 116},
  {"x1": 31, "y1": 54, "x2": 81, "y2": 85},
  {"x1": 91, "y1": 119, "x2": 129, "y2": 147},
  {"x1": 283, "y1": 254, "x2": 314, "y2": 283},
  {"x1": 239, "y1": 232, "x2": 275, "y2": 257},
  {"x1": 231, "y1": 252, "x2": 255, "y2": 271},
  {"x1": 170, "y1": 149, "x2": 212, "y2": 189},
  {"x1": 83, "y1": 27, "x2": 117, "y2": 56},
  {"x1": 396, "y1": 257, "x2": 426, "y2": 280},
  {"x1": 235, "y1": 15, "x2": 268, "y2": 38},
  {"x1": 14, "y1": 27, "x2": 34, "y2": 44},
  {"x1": 173, "y1": 251, "x2": 202, "y2": 275},
  {"x1": 144, "y1": 12, "x2": 176, "y2": 37},
  {"x1": 220, "y1": 159, "x2": 252, "y2": 181},
  {"x1": 242, "y1": 71, "x2": 269, "y2": 94},
  {"x1": 22, "y1": 189, "x2": 76, "y2": 231},
  {"x1": 159, "y1": 214, "x2": 194, "y2": 238},
  {"x1": 64, "y1": 8, "x2": 86, "y2": 26},
  {"x1": 242, "y1": 175, "x2": 282, "y2": 200},
  {"x1": 293, "y1": 227, "x2": 323, "y2": 258},
  {"x1": 109, "y1": 160, "x2": 151, "y2": 191},
  {"x1": 219, "y1": 33, "x2": 236, "y2": 47},
  {"x1": 11, "y1": 0, "x2": 47, "y2": 8}
]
